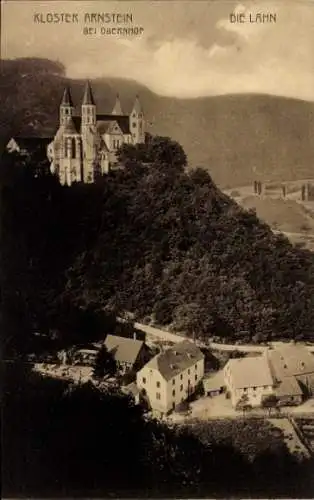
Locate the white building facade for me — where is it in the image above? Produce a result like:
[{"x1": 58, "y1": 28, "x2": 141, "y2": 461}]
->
[{"x1": 137, "y1": 341, "x2": 204, "y2": 416}]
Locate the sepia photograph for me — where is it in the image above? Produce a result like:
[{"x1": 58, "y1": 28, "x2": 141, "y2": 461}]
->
[{"x1": 2, "y1": 0, "x2": 314, "y2": 497}]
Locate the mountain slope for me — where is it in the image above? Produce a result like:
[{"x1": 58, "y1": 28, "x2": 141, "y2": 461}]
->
[{"x1": 1, "y1": 57, "x2": 314, "y2": 187}]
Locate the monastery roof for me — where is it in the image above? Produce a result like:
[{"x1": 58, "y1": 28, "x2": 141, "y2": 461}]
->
[
  {"x1": 144, "y1": 341, "x2": 204, "y2": 381},
  {"x1": 226, "y1": 356, "x2": 273, "y2": 389},
  {"x1": 267, "y1": 344, "x2": 314, "y2": 381},
  {"x1": 104, "y1": 334, "x2": 144, "y2": 365},
  {"x1": 70, "y1": 114, "x2": 131, "y2": 134},
  {"x1": 97, "y1": 114, "x2": 131, "y2": 134}
]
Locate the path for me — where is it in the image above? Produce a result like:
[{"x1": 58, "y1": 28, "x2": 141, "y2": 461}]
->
[{"x1": 135, "y1": 322, "x2": 314, "y2": 353}]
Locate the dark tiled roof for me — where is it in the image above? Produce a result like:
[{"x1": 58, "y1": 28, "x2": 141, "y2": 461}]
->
[
  {"x1": 71, "y1": 114, "x2": 131, "y2": 134},
  {"x1": 275, "y1": 377, "x2": 302, "y2": 397},
  {"x1": 104, "y1": 335, "x2": 144, "y2": 365},
  {"x1": 267, "y1": 345, "x2": 314, "y2": 381},
  {"x1": 97, "y1": 114, "x2": 130, "y2": 134},
  {"x1": 145, "y1": 341, "x2": 204, "y2": 381}
]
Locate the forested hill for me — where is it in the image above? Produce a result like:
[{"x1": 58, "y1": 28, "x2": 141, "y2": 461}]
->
[
  {"x1": 2, "y1": 57, "x2": 314, "y2": 187},
  {"x1": 2, "y1": 137, "x2": 314, "y2": 356}
]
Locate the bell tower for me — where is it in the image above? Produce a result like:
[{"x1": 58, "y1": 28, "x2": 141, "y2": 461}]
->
[
  {"x1": 129, "y1": 95, "x2": 145, "y2": 144},
  {"x1": 60, "y1": 86, "x2": 74, "y2": 126},
  {"x1": 81, "y1": 80, "x2": 96, "y2": 130}
]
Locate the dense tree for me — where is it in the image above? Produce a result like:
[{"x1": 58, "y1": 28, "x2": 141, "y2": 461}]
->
[
  {"x1": 3, "y1": 135, "x2": 314, "y2": 359},
  {"x1": 93, "y1": 345, "x2": 117, "y2": 379},
  {"x1": 4, "y1": 362, "x2": 313, "y2": 497}
]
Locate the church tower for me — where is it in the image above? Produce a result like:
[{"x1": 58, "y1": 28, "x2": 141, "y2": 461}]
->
[
  {"x1": 81, "y1": 80, "x2": 96, "y2": 129},
  {"x1": 129, "y1": 95, "x2": 145, "y2": 144},
  {"x1": 112, "y1": 93, "x2": 123, "y2": 115},
  {"x1": 59, "y1": 86, "x2": 74, "y2": 126},
  {"x1": 81, "y1": 81, "x2": 97, "y2": 183}
]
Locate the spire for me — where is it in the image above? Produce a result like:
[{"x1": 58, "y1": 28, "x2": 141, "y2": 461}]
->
[
  {"x1": 112, "y1": 93, "x2": 123, "y2": 115},
  {"x1": 82, "y1": 80, "x2": 95, "y2": 105},
  {"x1": 132, "y1": 94, "x2": 142, "y2": 114},
  {"x1": 61, "y1": 86, "x2": 74, "y2": 107}
]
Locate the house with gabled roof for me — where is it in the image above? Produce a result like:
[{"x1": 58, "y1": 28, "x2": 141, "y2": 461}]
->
[
  {"x1": 104, "y1": 334, "x2": 150, "y2": 374},
  {"x1": 136, "y1": 341, "x2": 204, "y2": 416},
  {"x1": 224, "y1": 356, "x2": 274, "y2": 408}
]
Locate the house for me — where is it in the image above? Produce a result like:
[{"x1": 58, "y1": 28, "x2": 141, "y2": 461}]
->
[
  {"x1": 104, "y1": 334, "x2": 149, "y2": 373},
  {"x1": 223, "y1": 356, "x2": 274, "y2": 408},
  {"x1": 136, "y1": 341, "x2": 205, "y2": 417},
  {"x1": 267, "y1": 344, "x2": 314, "y2": 403},
  {"x1": 222, "y1": 344, "x2": 314, "y2": 409},
  {"x1": 203, "y1": 371, "x2": 225, "y2": 397}
]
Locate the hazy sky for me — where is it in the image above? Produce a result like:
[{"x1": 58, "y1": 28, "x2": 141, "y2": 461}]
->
[{"x1": 2, "y1": 0, "x2": 314, "y2": 100}]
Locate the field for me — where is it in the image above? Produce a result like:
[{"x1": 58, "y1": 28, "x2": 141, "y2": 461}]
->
[{"x1": 225, "y1": 185, "x2": 314, "y2": 251}]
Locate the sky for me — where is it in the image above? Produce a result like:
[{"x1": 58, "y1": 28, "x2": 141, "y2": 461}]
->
[{"x1": 2, "y1": 0, "x2": 314, "y2": 100}]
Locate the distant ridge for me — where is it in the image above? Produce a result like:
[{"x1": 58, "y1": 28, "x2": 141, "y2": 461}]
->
[{"x1": 1, "y1": 57, "x2": 314, "y2": 188}]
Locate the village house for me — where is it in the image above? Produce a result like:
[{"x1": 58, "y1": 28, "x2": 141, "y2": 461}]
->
[
  {"x1": 104, "y1": 334, "x2": 150, "y2": 374},
  {"x1": 267, "y1": 344, "x2": 314, "y2": 404},
  {"x1": 136, "y1": 341, "x2": 204, "y2": 417},
  {"x1": 212, "y1": 344, "x2": 314, "y2": 409},
  {"x1": 223, "y1": 356, "x2": 274, "y2": 408}
]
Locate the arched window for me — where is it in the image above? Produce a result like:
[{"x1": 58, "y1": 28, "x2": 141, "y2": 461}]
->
[{"x1": 72, "y1": 138, "x2": 76, "y2": 158}]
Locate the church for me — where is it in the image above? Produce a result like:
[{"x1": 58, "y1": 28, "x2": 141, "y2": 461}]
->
[{"x1": 47, "y1": 81, "x2": 145, "y2": 185}]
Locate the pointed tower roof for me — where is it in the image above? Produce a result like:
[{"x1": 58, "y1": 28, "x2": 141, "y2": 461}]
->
[
  {"x1": 131, "y1": 94, "x2": 142, "y2": 114},
  {"x1": 82, "y1": 80, "x2": 95, "y2": 105},
  {"x1": 112, "y1": 93, "x2": 123, "y2": 115},
  {"x1": 61, "y1": 86, "x2": 74, "y2": 107}
]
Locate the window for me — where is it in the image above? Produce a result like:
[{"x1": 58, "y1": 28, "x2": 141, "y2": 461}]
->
[
  {"x1": 71, "y1": 138, "x2": 76, "y2": 159},
  {"x1": 132, "y1": 122, "x2": 137, "y2": 128},
  {"x1": 180, "y1": 374, "x2": 183, "y2": 380},
  {"x1": 172, "y1": 379, "x2": 175, "y2": 385},
  {"x1": 156, "y1": 392, "x2": 161, "y2": 400},
  {"x1": 195, "y1": 374, "x2": 197, "y2": 381},
  {"x1": 253, "y1": 387, "x2": 256, "y2": 391},
  {"x1": 188, "y1": 369, "x2": 190, "y2": 375},
  {"x1": 143, "y1": 377, "x2": 146, "y2": 384},
  {"x1": 156, "y1": 381, "x2": 160, "y2": 388},
  {"x1": 188, "y1": 379, "x2": 190, "y2": 385},
  {"x1": 243, "y1": 388, "x2": 247, "y2": 392},
  {"x1": 195, "y1": 364, "x2": 197, "y2": 370},
  {"x1": 172, "y1": 389, "x2": 175, "y2": 397},
  {"x1": 180, "y1": 384, "x2": 183, "y2": 392}
]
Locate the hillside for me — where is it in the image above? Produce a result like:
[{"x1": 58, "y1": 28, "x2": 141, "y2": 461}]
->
[
  {"x1": 1, "y1": 57, "x2": 314, "y2": 187},
  {"x1": 3, "y1": 139, "x2": 314, "y2": 351}
]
